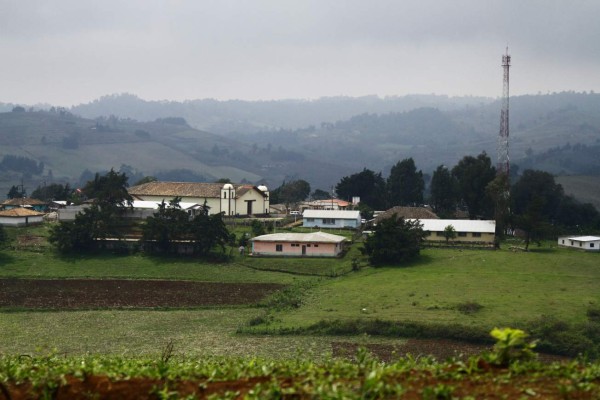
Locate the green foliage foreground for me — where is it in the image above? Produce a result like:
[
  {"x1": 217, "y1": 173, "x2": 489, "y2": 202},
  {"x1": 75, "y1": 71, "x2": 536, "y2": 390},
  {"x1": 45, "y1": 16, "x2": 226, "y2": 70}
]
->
[{"x1": 1, "y1": 345, "x2": 599, "y2": 399}]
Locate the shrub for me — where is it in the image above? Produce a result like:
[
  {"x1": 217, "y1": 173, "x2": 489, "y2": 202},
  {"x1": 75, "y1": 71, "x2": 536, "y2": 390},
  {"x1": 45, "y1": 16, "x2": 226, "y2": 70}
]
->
[
  {"x1": 455, "y1": 301, "x2": 484, "y2": 315},
  {"x1": 488, "y1": 327, "x2": 537, "y2": 366},
  {"x1": 587, "y1": 306, "x2": 600, "y2": 322}
]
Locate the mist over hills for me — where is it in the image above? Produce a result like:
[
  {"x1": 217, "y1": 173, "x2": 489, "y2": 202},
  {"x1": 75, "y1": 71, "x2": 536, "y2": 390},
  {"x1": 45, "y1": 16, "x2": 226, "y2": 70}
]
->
[
  {"x1": 70, "y1": 93, "x2": 494, "y2": 135},
  {"x1": 1, "y1": 92, "x2": 600, "y2": 205}
]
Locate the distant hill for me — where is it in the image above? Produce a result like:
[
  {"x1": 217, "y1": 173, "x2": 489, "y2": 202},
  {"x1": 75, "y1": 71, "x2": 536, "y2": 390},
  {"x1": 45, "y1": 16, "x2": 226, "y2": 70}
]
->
[
  {"x1": 3, "y1": 92, "x2": 600, "y2": 204},
  {"x1": 0, "y1": 110, "x2": 346, "y2": 198},
  {"x1": 71, "y1": 93, "x2": 494, "y2": 135},
  {"x1": 555, "y1": 175, "x2": 600, "y2": 211}
]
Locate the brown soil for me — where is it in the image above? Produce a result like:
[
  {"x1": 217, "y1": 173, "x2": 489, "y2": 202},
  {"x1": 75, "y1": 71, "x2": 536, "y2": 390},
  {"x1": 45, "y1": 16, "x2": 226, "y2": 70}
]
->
[
  {"x1": 333, "y1": 339, "x2": 570, "y2": 363},
  {"x1": 2, "y1": 370, "x2": 598, "y2": 399},
  {"x1": 0, "y1": 279, "x2": 285, "y2": 309}
]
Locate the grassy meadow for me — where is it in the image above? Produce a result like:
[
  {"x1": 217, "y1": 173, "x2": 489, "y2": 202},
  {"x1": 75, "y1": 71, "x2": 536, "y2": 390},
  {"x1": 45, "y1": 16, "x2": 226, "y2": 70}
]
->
[
  {"x1": 1, "y1": 223, "x2": 599, "y2": 358},
  {"x1": 265, "y1": 245, "x2": 600, "y2": 331}
]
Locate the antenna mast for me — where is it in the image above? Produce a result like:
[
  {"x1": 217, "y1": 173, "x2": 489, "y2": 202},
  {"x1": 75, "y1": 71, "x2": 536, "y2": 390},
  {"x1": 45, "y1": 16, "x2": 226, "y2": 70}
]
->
[{"x1": 497, "y1": 47, "x2": 511, "y2": 178}]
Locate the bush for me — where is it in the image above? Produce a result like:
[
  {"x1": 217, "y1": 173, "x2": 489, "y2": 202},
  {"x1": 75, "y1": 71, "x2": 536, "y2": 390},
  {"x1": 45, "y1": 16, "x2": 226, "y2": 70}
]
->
[
  {"x1": 455, "y1": 301, "x2": 484, "y2": 315},
  {"x1": 587, "y1": 306, "x2": 600, "y2": 322}
]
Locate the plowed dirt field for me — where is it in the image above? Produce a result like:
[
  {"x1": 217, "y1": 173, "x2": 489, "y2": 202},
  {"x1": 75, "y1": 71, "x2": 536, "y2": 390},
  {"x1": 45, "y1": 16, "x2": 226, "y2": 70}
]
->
[{"x1": 0, "y1": 279, "x2": 285, "y2": 309}]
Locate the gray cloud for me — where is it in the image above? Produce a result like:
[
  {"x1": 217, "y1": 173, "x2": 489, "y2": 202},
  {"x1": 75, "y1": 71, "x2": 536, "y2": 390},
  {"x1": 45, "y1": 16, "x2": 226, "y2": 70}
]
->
[{"x1": 1, "y1": 0, "x2": 599, "y2": 106}]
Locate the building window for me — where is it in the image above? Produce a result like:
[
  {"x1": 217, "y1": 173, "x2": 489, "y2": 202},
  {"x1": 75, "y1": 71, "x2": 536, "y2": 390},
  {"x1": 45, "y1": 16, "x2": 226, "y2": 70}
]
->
[
  {"x1": 291, "y1": 243, "x2": 299, "y2": 247},
  {"x1": 276, "y1": 244, "x2": 283, "y2": 252},
  {"x1": 579, "y1": 242, "x2": 582, "y2": 247},
  {"x1": 314, "y1": 244, "x2": 319, "y2": 247},
  {"x1": 472, "y1": 232, "x2": 482, "y2": 238},
  {"x1": 436, "y1": 232, "x2": 445, "y2": 237},
  {"x1": 570, "y1": 240, "x2": 574, "y2": 245},
  {"x1": 458, "y1": 232, "x2": 467, "y2": 237},
  {"x1": 307, "y1": 218, "x2": 315, "y2": 222},
  {"x1": 323, "y1": 218, "x2": 335, "y2": 225},
  {"x1": 223, "y1": 192, "x2": 227, "y2": 199},
  {"x1": 590, "y1": 243, "x2": 595, "y2": 248},
  {"x1": 307, "y1": 244, "x2": 311, "y2": 247},
  {"x1": 562, "y1": 239, "x2": 565, "y2": 244}
]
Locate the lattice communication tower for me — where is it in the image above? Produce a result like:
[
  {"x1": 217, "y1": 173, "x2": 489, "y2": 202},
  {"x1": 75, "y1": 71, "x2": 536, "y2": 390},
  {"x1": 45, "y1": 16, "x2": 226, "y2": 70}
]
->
[{"x1": 497, "y1": 48, "x2": 511, "y2": 177}]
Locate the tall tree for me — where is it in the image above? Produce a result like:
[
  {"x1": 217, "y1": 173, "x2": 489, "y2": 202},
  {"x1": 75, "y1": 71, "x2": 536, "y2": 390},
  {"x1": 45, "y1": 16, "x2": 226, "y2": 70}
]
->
[
  {"x1": 429, "y1": 165, "x2": 457, "y2": 217},
  {"x1": 336, "y1": 168, "x2": 387, "y2": 210},
  {"x1": 6, "y1": 185, "x2": 24, "y2": 199},
  {"x1": 451, "y1": 152, "x2": 496, "y2": 219},
  {"x1": 141, "y1": 197, "x2": 191, "y2": 253},
  {"x1": 49, "y1": 170, "x2": 133, "y2": 253},
  {"x1": 486, "y1": 173, "x2": 510, "y2": 243},
  {"x1": 511, "y1": 170, "x2": 564, "y2": 221},
  {"x1": 387, "y1": 158, "x2": 424, "y2": 206},
  {"x1": 511, "y1": 169, "x2": 564, "y2": 248},
  {"x1": 361, "y1": 215, "x2": 424, "y2": 266},
  {"x1": 31, "y1": 183, "x2": 73, "y2": 202},
  {"x1": 270, "y1": 180, "x2": 310, "y2": 206},
  {"x1": 83, "y1": 169, "x2": 133, "y2": 210},
  {"x1": 189, "y1": 205, "x2": 231, "y2": 255},
  {"x1": 311, "y1": 189, "x2": 331, "y2": 200}
]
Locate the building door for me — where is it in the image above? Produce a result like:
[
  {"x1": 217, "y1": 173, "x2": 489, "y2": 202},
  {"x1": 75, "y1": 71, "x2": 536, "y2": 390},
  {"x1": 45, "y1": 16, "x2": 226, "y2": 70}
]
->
[
  {"x1": 302, "y1": 245, "x2": 306, "y2": 255},
  {"x1": 246, "y1": 201, "x2": 253, "y2": 215}
]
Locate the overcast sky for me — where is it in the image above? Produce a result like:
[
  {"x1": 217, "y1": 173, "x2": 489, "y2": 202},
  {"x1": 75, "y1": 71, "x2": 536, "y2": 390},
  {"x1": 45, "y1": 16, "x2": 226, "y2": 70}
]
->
[{"x1": 2, "y1": 0, "x2": 599, "y2": 106}]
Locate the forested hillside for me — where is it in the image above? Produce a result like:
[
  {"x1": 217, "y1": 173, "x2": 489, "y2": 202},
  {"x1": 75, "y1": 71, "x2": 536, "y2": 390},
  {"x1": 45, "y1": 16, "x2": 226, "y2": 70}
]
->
[
  {"x1": 2, "y1": 92, "x2": 600, "y2": 204},
  {"x1": 0, "y1": 109, "x2": 345, "y2": 198}
]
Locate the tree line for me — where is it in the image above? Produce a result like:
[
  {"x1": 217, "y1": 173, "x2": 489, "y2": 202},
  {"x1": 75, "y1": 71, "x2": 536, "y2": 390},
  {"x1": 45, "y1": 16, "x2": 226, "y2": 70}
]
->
[
  {"x1": 0, "y1": 155, "x2": 44, "y2": 176},
  {"x1": 48, "y1": 170, "x2": 230, "y2": 256},
  {"x1": 332, "y1": 152, "x2": 600, "y2": 247}
]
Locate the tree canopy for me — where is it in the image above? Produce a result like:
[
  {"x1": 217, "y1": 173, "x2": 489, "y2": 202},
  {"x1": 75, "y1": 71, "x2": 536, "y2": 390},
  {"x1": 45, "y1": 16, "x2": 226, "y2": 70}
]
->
[
  {"x1": 387, "y1": 158, "x2": 424, "y2": 206},
  {"x1": 31, "y1": 183, "x2": 73, "y2": 202},
  {"x1": 270, "y1": 180, "x2": 311, "y2": 205},
  {"x1": 49, "y1": 170, "x2": 133, "y2": 253},
  {"x1": 361, "y1": 215, "x2": 424, "y2": 266},
  {"x1": 429, "y1": 165, "x2": 457, "y2": 217},
  {"x1": 141, "y1": 198, "x2": 231, "y2": 256},
  {"x1": 336, "y1": 168, "x2": 386, "y2": 210},
  {"x1": 452, "y1": 152, "x2": 496, "y2": 219}
]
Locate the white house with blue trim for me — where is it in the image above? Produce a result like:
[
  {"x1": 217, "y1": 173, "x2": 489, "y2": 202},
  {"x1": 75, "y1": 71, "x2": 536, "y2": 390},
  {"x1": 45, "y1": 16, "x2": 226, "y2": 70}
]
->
[{"x1": 302, "y1": 209, "x2": 361, "y2": 229}]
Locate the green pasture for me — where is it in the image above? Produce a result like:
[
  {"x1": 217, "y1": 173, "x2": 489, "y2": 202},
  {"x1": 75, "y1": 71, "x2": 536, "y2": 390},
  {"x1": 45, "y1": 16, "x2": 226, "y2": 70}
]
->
[
  {"x1": 0, "y1": 309, "x2": 404, "y2": 357},
  {"x1": 0, "y1": 250, "x2": 314, "y2": 284},
  {"x1": 268, "y1": 245, "x2": 600, "y2": 330},
  {"x1": 2, "y1": 226, "x2": 599, "y2": 357}
]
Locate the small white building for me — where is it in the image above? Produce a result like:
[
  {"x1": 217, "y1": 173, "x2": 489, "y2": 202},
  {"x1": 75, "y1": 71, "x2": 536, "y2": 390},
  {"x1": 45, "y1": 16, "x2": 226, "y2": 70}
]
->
[
  {"x1": 558, "y1": 236, "x2": 600, "y2": 252},
  {"x1": 0, "y1": 207, "x2": 45, "y2": 226},
  {"x1": 303, "y1": 210, "x2": 361, "y2": 229}
]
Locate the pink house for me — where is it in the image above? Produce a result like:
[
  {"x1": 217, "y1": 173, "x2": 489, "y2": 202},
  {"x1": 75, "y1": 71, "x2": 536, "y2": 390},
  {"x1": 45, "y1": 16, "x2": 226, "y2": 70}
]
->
[{"x1": 250, "y1": 231, "x2": 347, "y2": 257}]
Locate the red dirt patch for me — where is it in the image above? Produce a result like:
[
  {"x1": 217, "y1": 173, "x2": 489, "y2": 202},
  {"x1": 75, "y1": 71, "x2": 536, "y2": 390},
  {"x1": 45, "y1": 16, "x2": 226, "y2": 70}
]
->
[
  {"x1": 2, "y1": 371, "x2": 598, "y2": 399},
  {"x1": 0, "y1": 279, "x2": 285, "y2": 309}
]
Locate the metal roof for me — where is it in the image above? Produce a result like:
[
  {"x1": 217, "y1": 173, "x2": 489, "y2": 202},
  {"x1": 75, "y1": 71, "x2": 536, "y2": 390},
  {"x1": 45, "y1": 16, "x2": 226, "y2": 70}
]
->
[
  {"x1": 563, "y1": 236, "x2": 600, "y2": 242},
  {"x1": 302, "y1": 210, "x2": 360, "y2": 219},
  {"x1": 131, "y1": 200, "x2": 202, "y2": 210},
  {"x1": 128, "y1": 181, "x2": 267, "y2": 199},
  {"x1": 251, "y1": 231, "x2": 347, "y2": 243},
  {"x1": 410, "y1": 219, "x2": 496, "y2": 233},
  {"x1": 0, "y1": 208, "x2": 45, "y2": 217}
]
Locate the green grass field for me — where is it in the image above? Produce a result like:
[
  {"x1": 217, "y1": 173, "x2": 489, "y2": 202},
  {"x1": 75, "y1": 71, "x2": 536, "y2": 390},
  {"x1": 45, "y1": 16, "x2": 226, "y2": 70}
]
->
[
  {"x1": 267, "y1": 245, "x2": 600, "y2": 330},
  {"x1": 0, "y1": 309, "x2": 404, "y2": 357},
  {"x1": 1, "y1": 225, "x2": 599, "y2": 357}
]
